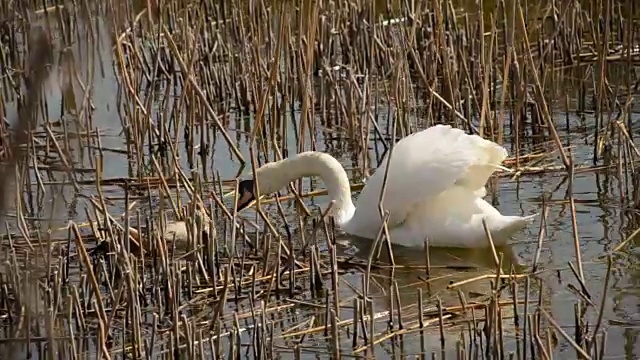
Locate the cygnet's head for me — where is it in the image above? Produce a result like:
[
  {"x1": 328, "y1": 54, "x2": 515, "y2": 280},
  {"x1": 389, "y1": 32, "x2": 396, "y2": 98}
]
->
[{"x1": 235, "y1": 179, "x2": 256, "y2": 212}]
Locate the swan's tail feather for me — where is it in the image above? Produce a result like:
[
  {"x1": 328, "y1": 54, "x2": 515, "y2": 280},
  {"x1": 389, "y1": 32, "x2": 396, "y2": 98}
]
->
[
  {"x1": 502, "y1": 213, "x2": 538, "y2": 233},
  {"x1": 495, "y1": 164, "x2": 514, "y2": 173}
]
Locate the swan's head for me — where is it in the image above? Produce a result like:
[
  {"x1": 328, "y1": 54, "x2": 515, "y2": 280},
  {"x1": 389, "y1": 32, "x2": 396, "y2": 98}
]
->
[
  {"x1": 229, "y1": 153, "x2": 356, "y2": 227},
  {"x1": 233, "y1": 163, "x2": 294, "y2": 211},
  {"x1": 235, "y1": 179, "x2": 257, "y2": 212}
]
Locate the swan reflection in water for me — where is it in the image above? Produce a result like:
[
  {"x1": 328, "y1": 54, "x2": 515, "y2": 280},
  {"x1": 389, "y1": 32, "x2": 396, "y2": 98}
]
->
[{"x1": 326, "y1": 235, "x2": 554, "y2": 357}]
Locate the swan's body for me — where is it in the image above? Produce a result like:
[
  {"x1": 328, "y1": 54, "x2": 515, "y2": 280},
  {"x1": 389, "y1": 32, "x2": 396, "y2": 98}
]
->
[
  {"x1": 236, "y1": 125, "x2": 535, "y2": 248},
  {"x1": 128, "y1": 211, "x2": 215, "y2": 253}
]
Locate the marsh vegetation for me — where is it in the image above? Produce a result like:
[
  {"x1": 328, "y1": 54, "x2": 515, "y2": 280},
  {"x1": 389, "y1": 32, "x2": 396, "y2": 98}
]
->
[{"x1": 0, "y1": 0, "x2": 639, "y2": 358}]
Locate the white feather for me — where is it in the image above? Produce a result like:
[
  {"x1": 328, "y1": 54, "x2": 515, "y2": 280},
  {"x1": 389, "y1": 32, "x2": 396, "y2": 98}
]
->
[{"x1": 247, "y1": 124, "x2": 536, "y2": 248}]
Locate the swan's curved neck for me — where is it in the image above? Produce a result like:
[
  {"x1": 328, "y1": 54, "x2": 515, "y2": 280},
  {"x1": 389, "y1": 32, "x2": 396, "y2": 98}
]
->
[{"x1": 254, "y1": 152, "x2": 355, "y2": 225}]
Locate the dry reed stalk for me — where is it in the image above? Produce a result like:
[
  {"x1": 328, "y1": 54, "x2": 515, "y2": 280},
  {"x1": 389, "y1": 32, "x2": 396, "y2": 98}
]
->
[{"x1": 0, "y1": 0, "x2": 635, "y2": 358}]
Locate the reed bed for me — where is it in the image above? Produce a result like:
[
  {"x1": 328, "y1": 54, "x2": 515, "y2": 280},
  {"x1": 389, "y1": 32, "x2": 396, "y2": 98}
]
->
[{"x1": 0, "y1": 0, "x2": 638, "y2": 358}]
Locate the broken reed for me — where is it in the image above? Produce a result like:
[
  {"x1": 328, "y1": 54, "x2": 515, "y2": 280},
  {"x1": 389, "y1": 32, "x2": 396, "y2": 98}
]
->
[{"x1": 0, "y1": 0, "x2": 637, "y2": 358}]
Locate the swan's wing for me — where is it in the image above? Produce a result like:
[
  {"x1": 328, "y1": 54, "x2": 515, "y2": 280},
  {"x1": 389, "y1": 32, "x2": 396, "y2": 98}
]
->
[{"x1": 350, "y1": 124, "x2": 508, "y2": 230}]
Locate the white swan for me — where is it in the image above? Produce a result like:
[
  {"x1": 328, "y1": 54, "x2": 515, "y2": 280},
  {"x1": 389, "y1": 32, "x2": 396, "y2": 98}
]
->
[{"x1": 233, "y1": 125, "x2": 536, "y2": 248}]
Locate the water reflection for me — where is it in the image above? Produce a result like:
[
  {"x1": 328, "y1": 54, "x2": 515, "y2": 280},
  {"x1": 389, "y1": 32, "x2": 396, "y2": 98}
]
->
[
  {"x1": 341, "y1": 235, "x2": 523, "y2": 304},
  {"x1": 330, "y1": 236, "x2": 546, "y2": 357}
]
